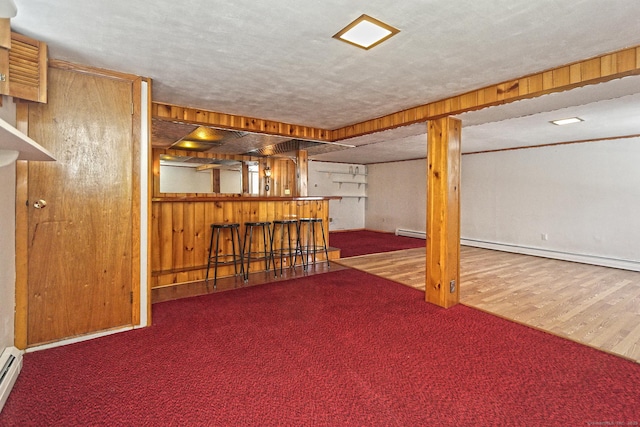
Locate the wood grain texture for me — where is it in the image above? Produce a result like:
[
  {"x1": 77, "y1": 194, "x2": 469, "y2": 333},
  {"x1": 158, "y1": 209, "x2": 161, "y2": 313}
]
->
[
  {"x1": 152, "y1": 102, "x2": 330, "y2": 141},
  {"x1": 336, "y1": 246, "x2": 640, "y2": 363},
  {"x1": 4, "y1": 32, "x2": 48, "y2": 103},
  {"x1": 296, "y1": 149, "x2": 308, "y2": 197},
  {"x1": 0, "y1": 18, "x2": 9, "y2": 49},
  {"x1": 426, "y1": 118, "x2": 461, "y2": 308},
  {"x1": 150, "y1": 199, "x2": 331, "y2": 289},
  {"x1": 13, "y1": 103, "x2": 29, "y2": 349},
  {"x1": 24, "y1": 66, "x2": 137, "y2": 346}
]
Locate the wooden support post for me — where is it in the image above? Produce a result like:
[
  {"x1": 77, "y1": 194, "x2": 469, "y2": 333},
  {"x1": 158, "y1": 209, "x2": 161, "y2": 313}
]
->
[
  {"x1": 296, "y1": 149, "x2": 308, "y2": 197},
  {"x1": 426, "y1": 117, "x2": 461, "y2": 308}
]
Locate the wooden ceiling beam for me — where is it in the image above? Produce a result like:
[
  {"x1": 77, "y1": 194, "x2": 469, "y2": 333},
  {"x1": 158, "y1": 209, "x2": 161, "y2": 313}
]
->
[
  {"x1": 331, "y1": 45, "x2": 640, "y2": 140},
  {"x1": 152, "y1": 102, "x2": 331, "y2": 142}
]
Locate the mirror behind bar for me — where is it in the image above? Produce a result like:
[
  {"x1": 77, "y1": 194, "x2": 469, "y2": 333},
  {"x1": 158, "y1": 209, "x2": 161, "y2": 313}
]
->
[{"x1": 159, "y1": 154, "x2": 259, "y2": 195}]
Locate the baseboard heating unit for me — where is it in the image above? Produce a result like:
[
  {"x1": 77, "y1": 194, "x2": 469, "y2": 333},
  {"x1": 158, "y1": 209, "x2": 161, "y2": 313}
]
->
[
  {"x1": 0, "y1": 346, "x2": 23, "y2": 413},
  {"x1": 395, "y1": 228, "x2": 426, "y2": 239}
]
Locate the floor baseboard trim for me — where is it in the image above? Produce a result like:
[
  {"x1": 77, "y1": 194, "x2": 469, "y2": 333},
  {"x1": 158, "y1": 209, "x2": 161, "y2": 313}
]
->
[
  {"x1": 26, "y1": 326, "x2": 134, "y2": 353},
  {"x1": 461, "y1": 239, "x2": 640, "y2": 272},
  {"x1": 0, "y1": 346, "x2": 23, "y2": 413}
]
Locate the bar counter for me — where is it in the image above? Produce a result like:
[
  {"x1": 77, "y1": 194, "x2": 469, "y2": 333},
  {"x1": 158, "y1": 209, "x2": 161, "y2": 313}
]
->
[{"x1": 151, "y1": 196, "x2": 340, "y2": 293}]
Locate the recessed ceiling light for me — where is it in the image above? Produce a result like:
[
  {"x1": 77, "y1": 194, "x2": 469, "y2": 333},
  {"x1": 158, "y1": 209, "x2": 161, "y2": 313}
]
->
[
  {"x1": 333, "y1": 14, "x2": 399, "y2": 50},
  {"x1": 169, "y1": 126, "x2": 225, "y2": 151},
  {"x1": 550, "y1": 117, "x2": 584, "y2": 126}
]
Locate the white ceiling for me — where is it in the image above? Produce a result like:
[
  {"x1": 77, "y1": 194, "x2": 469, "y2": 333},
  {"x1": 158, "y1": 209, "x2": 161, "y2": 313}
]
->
[{"x1": 9, "y1": 0, "x2": 640, "y2": 164}]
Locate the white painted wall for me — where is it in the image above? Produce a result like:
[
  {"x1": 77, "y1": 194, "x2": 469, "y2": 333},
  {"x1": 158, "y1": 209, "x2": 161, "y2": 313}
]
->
[
  {"x1": 219, "y1": 169, "x2": 242, "y2": 194},
  {"x1": 309, "y1": 161, "x2": 366, "y2": 230},
  {"x1": 366, "y1": 159, "x2": 426, "y2": 233},
  {"x1": 361, "y1": 138, "x2": 639, "y2": 270},
  {"x1": 160, "y1": 165, "x2": 212, "y2": 193},
  {"x1": 0, "y1": 98, "x2": 17, "y2": 353},
  {"x1": 461, "y1": 137, "x2": 640, "y2": 269}
]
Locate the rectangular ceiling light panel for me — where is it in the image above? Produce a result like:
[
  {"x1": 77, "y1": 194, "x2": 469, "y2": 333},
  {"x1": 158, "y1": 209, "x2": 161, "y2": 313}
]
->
[
  {"x1": 550, "y1": 117, "x2": 584, "y2": 126},
  {"x1": 333, "y1": 14, "x2": 399, "y2": 50}
]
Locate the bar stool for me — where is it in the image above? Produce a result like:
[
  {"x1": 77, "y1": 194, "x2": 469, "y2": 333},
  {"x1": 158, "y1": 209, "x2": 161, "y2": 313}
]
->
[
  {"x1": 298, "y1": 218, "x2": 330, "y2": 270},
  {"x1": 205, "y1": 223, "x2": 244, "y2": 290},
  {"x1": 243, "y1": 221, "x2": 273, "y2": 281},
  {"x1": 270, "y1": 219, "x2": 304, "y2": 276}
]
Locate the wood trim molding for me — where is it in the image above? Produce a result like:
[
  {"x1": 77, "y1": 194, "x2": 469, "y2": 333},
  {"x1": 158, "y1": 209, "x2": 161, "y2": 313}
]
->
[
  {"x1": 14, "y1": 103, "x2": 29, "y2": 350},
  {"x1": 130, "y1": 76, "x2": 143, "y2": 327},
  {"x1": 463, "y1": 133, "x2": 640, "y2": 156},
  {"x1": 152, "y1": 102, "x2": 331, "y2": 141},
  {"x1": 49, "y1": 59, "x2": 142, "y2": 82}
]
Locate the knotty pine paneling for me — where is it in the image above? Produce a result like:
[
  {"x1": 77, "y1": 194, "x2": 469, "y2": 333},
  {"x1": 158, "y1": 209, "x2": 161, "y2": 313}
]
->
[
  {"x1": 151, "y1": 199, "x2": 331, "y2": 288},
  {"x1": 152, "y1": 102, "x2": 330, "y2": 141}
]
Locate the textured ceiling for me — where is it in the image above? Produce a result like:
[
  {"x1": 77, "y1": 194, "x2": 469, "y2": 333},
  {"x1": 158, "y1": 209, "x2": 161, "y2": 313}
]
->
[{"x1": 9, "y1": 0, "x2": 640, "y2": 163}]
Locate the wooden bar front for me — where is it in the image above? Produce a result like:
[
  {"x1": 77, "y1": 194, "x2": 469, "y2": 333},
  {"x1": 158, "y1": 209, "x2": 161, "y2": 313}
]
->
[{"x1": 150, "y1": 196, "x2": 338, "y2": 293}]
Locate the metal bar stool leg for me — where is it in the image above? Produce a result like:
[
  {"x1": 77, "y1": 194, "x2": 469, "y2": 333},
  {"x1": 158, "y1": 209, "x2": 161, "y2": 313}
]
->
[
  {"x1": 243, "y1": 222, "x2": 273, "y2": 282},
  {"x1": 319, "y1": 220, "x2": 330, "y2": 268},
  {"x1": 243, "y1": 224, "x2": 253, "y2": 282},
  {"x1": 206, "y1": 223, "x2": 244, "y2": 291},
  {"x1": 236, "y1": 226, "x2": 245, "y2": 279},
  {"x1": 269, "y1": 224, "x2": 278, "y2": 277},
  {"x1": 294, "y1": 220, "x2": 304, "y2": 270},
  {"x1": 285, "y1": 222, "x2": 293, "y2": 274},
  {"x1": 261, "y1": 224, "x2": 271, "y2": 271}
]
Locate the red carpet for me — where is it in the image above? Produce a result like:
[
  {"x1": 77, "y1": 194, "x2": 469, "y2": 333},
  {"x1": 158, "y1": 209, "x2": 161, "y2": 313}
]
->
[
  {"x1": 330, "y1": 230, "x2": 424, "y2": 257},
  {"x1": 2, "y1": 269, "x2": 639, "y2": 425}
]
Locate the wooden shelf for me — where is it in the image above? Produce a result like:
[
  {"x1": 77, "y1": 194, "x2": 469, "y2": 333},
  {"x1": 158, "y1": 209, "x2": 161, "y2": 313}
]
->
[
  {"x1": 318, "y1": 170, "x2": 367, "y2": 177},
  {"x1": 338, "y1": 195, "x2": 367, "y2": 201},
  {"x1": 333, "y1": 181, "x2": 366, "y2": 188},
  {"x1": 0, "y1": 117, "x2": 55, "y2": 163}
]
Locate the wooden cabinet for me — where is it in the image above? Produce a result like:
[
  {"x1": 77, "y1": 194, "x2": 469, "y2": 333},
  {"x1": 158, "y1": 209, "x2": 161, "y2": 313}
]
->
[{"x1": 0, "y1": 27, "x2": 48, "y2": 103}]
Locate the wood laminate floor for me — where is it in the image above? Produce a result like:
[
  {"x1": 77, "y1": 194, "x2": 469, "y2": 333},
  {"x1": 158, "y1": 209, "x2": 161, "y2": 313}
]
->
[{"x1": 335, "y1": 246, "x2": 640, "y2": 363}]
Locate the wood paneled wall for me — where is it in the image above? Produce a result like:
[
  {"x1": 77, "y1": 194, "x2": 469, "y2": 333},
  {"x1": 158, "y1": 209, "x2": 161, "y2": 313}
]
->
[{"x1": 151, "y1": 198, "x2": 330, "y2": 289}]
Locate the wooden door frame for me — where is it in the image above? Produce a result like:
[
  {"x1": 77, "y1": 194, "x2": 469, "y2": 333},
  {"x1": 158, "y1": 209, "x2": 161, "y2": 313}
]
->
[{"x1": 14, "y1": 61, "x2": 145, "y2": 349}]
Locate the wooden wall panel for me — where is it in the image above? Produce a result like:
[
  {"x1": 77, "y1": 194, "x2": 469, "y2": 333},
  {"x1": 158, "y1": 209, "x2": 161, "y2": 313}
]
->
[{"x1": 150, "y1": 199, "x2": 332, "y2": 288}]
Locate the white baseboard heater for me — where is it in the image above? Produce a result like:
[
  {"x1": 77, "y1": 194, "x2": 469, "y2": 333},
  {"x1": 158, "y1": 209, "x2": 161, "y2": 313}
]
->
[
  {"x1": 395, "y1": 228, "x2": 426, "y2": 239},
  {"x1": 0, "y1": 346, "x2": 23, "y2": 413}
]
